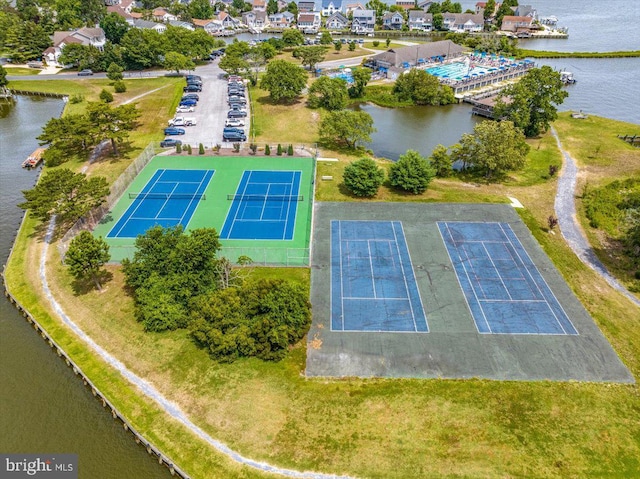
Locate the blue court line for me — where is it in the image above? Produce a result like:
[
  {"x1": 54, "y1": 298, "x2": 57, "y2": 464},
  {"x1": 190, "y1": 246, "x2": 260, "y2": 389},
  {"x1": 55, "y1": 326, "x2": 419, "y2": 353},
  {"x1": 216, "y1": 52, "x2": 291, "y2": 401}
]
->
[
  {"x1": 438, "y1": 221, "x2": 578, "y2": 335},
  {"x1": 220, "y1": 170, "x2": 301, "y2": 240},
  {"x1": 331, "y1": 220, "x2": 428, "y2": 333},
  {"x1": 107, "y1": 169, "x2": 213, "y2": 238}
]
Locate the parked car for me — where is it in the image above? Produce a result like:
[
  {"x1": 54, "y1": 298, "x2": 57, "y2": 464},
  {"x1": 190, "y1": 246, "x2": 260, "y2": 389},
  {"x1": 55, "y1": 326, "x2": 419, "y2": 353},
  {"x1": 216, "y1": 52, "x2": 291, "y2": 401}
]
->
[
  {"x1": 223, "y1": 127, "x2": 245, "y2": 134},
  {"x1": 160, "y1": 138, "x2": 182, "y2": 148},
  {"x1": 176, "y1": 105, "x2": 195, "y2": 113},
  {"x1": 228, "y1": 90, "x2": 245, "y2": 97},
  {"x1": 179, "y1": 99, "x2": 197, "y2": 106},
  {"x1": 182, "y1": 93, "x2": 200, "y2": 100},
  {"x1": 223, "y1": 131, "x2": 247, "y2": 142},
  {"x1": 77, "y1": 69, "x2": 93, "y2": 76},
  {"x1": 164, "y1": 127, "x2": 186, "y2": 135},
  {"x1": 183, "y1": 84, "x2": 201, "y2": 92},
  {"x1": 228, "y1": 96, "x2": 246, "y2": 104},
  {"x1": 168, "y1": 117, "x2": 196, "y2": 127},
  {"x1": 186, "y1": 75, "x2": 201, "y2": 81},
  {"x1": 227, "y1": 110, "x2": 247, "y2": 118},
  {"x1": 225, "y1": 118, "x2": 245, "y2": 127}
]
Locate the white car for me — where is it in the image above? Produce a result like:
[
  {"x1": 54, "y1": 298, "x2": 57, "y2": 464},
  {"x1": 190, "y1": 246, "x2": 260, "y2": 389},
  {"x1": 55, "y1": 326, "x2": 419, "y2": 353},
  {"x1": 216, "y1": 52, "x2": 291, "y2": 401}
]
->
[
  {"x1": 176, "y1": 105, "x2": 195, "y2": 113},
  {"x1": 168, "y1": 117, "x2": 197, "y2": 127},
  {"x1": 225, "y1": 118, "x2": 245, "y2": 127}
]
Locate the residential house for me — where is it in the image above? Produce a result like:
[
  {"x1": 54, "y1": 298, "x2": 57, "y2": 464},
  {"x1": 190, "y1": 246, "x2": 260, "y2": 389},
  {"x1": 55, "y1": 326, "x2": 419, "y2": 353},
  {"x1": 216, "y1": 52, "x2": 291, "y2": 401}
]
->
[
  {"x1": 442, "y1": 13, "x2": 483, "y2": 32},
  {"x1": 192, "y1": 18, "x2": 224, "y2": 34},
  {"x1": 168, "y1": 20, "x2": 195, "y2": 30},
  {"x1": 408, "y1": 11, "x2": 432, "y2": 31},
  {"x1": 297, "y1": 1, "x2": 317, "y2": 13},
  {"x1": 268, "y1": 11, "x2": 295, "y2": 28},
  {"x1": 514, "y1": 5, "x2": 537, "y2": 19},
  {"x1": 325, "y1": 11, "x2": 349, "y2": 30},
  {"x1": 417, "y1": 0, "x2": 434, "y2": 11},
  {"x1": 382, "y1": 11, "x2": 405, "y2": 30},
  {"x1": 394, "y1": 0, "x2": 414, "y2": 11},
  {"x1": 217, "y1": 11, "x2": 239, "y2": 29},
  {"x1": 253, "y1": 0, "x2": 266, "y2": 11},
  {"x1": 152, "y1": 8, "x2": 177, "y2": 22},
  {"x1": 133, "y1": 19, "x2": 167, "y2": 32},
  {"x1": 43, "y1": 27, "x2": 106, "y2": 67},
  {"x1": 351, "y1": 9, "x2": 375, "y2": 33},
  {"x1": 297, "y1": 12, "x2": 321, "y2": 33},
  {"x1": 366, "y1": 40, "x2": 464, "y2": 78},
  {"x1": 106, "y1": 4, "x2": 135, "y2": 24},
  {"x1": 242, "y1": 10, "x2": 269, "y2": 28},
  {"x1": 475, "y1": 2, "x2": 500, "y2": 16},
  {"x1": 501, "y1": 15, "x2": 534, "y2": 32},
  {"x1": 343, "y1": 2, "x2": 365, "y2": 15},
  {"x1": 321, "y1": 0, "x2": 342, "y2": 17}
]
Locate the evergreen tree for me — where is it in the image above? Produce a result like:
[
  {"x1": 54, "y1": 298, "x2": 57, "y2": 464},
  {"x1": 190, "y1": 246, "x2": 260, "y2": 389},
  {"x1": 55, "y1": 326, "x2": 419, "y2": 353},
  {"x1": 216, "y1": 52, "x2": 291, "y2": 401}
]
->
[
  {"x1": 343, "y1": 157, "x2": 385, "y2": 197},
  {"x1": 388, "y1": 149, "x2": 435, "y2": 194},
  {"x1": 65, "y1": 231, "x2": 110, "y2": 291}
]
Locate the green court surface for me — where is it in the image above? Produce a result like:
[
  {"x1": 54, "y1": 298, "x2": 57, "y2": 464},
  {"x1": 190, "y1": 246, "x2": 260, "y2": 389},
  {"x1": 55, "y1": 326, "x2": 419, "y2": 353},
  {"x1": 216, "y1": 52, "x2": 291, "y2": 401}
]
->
[{"x1": 94, "y1": 156, "x2": 315, "y2": 265}]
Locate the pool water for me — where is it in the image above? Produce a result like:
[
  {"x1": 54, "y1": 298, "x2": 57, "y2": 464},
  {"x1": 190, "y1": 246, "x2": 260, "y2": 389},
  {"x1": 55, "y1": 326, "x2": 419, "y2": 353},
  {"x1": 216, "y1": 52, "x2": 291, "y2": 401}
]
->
[
  {"x1": 330, "y1": 72, "x2": 354, "y2": 83},
  {"x1": 426, "y1": 62, "x2": 493, "y2": 81}
]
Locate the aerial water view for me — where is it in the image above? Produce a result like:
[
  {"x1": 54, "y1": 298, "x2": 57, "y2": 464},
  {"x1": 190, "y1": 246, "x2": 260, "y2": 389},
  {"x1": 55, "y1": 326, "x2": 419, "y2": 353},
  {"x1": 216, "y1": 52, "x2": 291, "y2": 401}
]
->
[{"x1": 1, "y1": 0, "x2": 638, "y2": 478}]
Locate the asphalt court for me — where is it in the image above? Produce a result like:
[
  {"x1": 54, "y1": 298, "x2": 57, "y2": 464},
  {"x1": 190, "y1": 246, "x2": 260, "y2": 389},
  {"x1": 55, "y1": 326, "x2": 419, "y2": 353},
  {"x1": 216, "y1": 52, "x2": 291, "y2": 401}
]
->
[
  {"x1": 107, "y1": 169, "x2": 213, "y2": 238},
  {"x1": 438, "y1": 221, "x2": 578, "y2": 335},
  {"x1": 331, "y1": 220, "x2": 428, "y2": 332},
  {"x1": 307, "y1": 202, "x2": 634, "y2": 382},
  {"x1": 220, "y1": 170, "x2": 301, "y2": 240}
]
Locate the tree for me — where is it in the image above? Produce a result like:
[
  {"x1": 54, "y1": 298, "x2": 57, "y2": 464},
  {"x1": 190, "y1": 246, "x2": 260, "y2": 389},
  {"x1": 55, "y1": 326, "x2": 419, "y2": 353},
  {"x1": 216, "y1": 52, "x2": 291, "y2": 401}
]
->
[
  {"x1": 106, "y1": 62, "x2": 124, "y2": 81},
  {"x1": 348, "y1": 41, "x2": 356, "y2": 51},
  {"x1": 286, "y1": 1, "x2": 298, "y2": 16},
  {"x1": 320, "y1": 31, "x2": 333, "y2": 45},
  {"x1": 120, "y1": 28, "x2": 165, "y2": 70},
  {"x1": 59, "y1": 43, "x2": 103, "y2": 71},
  {"x1": 19, "y1": 169, "x2": 109, "y2": 224},
  {"x1": 456, "y1": 120, "x2": 530, "y2": 178},
  {"x1": 348, "y1": 67, "x2": 372, "y2": 98},
  {"x1": 293, "y1": 45, "x2": 328, "y2": 71},
  {"x1": 219, "y1": 54, "x2": 249, "y2": 75},
  {"x1": 99, "y1": 88, "x2": 113, "y2": 103},
  {"x1": 100, "y1": 12, "x2": 130, "y2": 44},
  {"x1": 113, "y1": 80, "x2": 126, "y2": 93},
  {"x1": 267, "y1": 0, "x2": 278, "y2": 14},
  {"x1": 366, "y1": 0, "x2": 387, "y2": 24},
  {"x1": 394, "y1": 68, "x2": 455, "y2": 105},
  {"x1": 495, "y1": 66, "x2": 568, "y2": 137},
  {"x1": 86, "y1": 102, "x2": 141, "y2": 156},
  {"x1": 188, "y1": 0, "x2": 213, "y2": 19},
  {"x1": 319, "y1": 110, "x2": 375, "y2": 149},
  {"x1": 3, "y1": 20, "x2": 51, "y2": 62},
  {"x1": 432, "y1": 12, "x2": 443, "y2": 30},
  {"x1": 389, "y1": 149, "x2": 435, "y2": 194},
  {"x1": 483, "y1": 0, "x2": 496, "y2": 20},
  {"x1": 135, "y1": 274, "x2": 188, "y2": 332},
  {"x1": 38, "y1": 114, "x2": 95, "y2": 159},
  {"x1": 0, "y1": 65, "x2": 7, "y2": 87},
  {"x1": 282, "y1": 28, "x2": 304, "y2": 47},
  {"x1": 308, "y1": 76, "x2": 348, "y2": 110},
  {"x1": 343, "y1": 157, "x2": 385, "y2": 197},
  {"x1": 334, "y1": 41, "x2": 342, "y2": 52},
  {"x1": 260, "y1": 60, "x2": 308, "y2": 103},
  {"x1": 164, "y1": 51, "x2": 195, "y2": 73},
  {"x1": 65, "y1": 231, "x2": 110, "y2": 291},
  {"x1": 429, "y1": 144, "x2": 453, "y2": 177}
]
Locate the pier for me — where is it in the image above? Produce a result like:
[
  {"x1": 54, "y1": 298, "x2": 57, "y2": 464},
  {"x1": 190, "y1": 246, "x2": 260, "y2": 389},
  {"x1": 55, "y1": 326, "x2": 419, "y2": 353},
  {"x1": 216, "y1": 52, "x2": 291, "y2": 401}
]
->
[{"x1": 618, "y1": 134, "x2": 640, "y2": 147}]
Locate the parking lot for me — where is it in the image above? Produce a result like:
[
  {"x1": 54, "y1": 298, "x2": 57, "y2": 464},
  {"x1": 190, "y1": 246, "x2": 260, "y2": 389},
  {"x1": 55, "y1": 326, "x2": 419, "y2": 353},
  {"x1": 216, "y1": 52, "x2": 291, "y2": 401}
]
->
[{"x1": 166, "y1": 60, "x2": 249, "y2": 149}]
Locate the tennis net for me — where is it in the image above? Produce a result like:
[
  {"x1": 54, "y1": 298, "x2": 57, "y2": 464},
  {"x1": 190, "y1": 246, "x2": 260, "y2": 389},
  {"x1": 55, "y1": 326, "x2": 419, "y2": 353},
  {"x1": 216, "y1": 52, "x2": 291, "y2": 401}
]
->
[
  {"x1": 128, "y1": 192, "x2": 206, "y2": 200},
  {"x1": 227, "y1": 194, "x2": 304, "y2": 201}
]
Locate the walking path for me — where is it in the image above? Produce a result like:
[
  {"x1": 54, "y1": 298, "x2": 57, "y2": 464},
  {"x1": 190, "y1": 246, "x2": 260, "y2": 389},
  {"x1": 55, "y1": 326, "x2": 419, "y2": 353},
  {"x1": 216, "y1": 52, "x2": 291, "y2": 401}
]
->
[{"x1": 552, "y1": 127, "x2": 640, "y2": 307}]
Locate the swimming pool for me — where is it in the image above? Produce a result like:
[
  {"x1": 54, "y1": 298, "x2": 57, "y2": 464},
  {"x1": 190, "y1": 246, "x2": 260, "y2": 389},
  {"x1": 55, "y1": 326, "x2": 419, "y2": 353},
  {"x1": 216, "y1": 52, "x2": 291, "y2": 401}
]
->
[
  {"x1": 426, "y1": 62, "x2": 493, "y2": 81},
  {"x1": 329, "y1": 72, "x2": 354, "y2": 83}
]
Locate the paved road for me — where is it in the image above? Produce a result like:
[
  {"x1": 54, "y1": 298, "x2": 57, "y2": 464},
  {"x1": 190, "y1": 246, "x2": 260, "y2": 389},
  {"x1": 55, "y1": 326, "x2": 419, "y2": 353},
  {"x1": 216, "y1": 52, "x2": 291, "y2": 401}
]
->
[{"x1": 552, "y1": 127, "x2": 640, "y2": 307}]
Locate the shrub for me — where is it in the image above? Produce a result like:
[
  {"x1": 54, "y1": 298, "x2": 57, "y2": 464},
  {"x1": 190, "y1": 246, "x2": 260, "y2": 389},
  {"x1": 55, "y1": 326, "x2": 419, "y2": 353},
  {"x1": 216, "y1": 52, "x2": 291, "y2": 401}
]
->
[
  {"x1": 549, "y1": 164, "x2": 558, "y2": 177},
  {"x1": 277, "y1": 143, "x2": 283, "y2": 155},
  {"x1": 348, "y1": 42, "x2": 356, "y2": 51},
  {"x1": 176, "y1": 143, "x2": 182, "y2": 153},
  {"x1": 213, "y1": 143, "x2": 221, "y2": 154},
  {"x1": 548, "y1": 215, "x2": 559, "y2": 230},
  {"x1": 385, "y1": 37, "x2": 391, "y2": 47},
  {"x1": 265, "y1": 144, "x2": 271, "y2": 155},
  {"x1": 186, "y1": 144, "x2": 192, "y2": 155},
  {"x1": 99, "y1": 89, "x2": 113, "y2": 103},
  {"x1": 233, "y1": 142, "x2": 240, "y2": 152},
  {"x1": 287, "y1": 144, "x2": 294, "y2": 155},
  {"x1": 343, "y1": 157, "x2": 385, "y2": 197},
  {"x1": 249, "y1": 143, "x2": 257, "y2": 154},
  {"x1": 199, "y1": 143, "x2": 205, "y2": 155},
  {"x1": 372, "y1": 40, "x2": 380, "y2": 47},
  {"x1": 106, "y1": 62, "x2": 124, "y2": 82},
  {"x1": 69, "y1": 94, "x2": 84, "y2": 104},
  {"x1": 113, "y1": 80, "x2": 127, "y2": 93},
  {"x1": 388, "y1": 149, "x2": 435, "y2": 194}
]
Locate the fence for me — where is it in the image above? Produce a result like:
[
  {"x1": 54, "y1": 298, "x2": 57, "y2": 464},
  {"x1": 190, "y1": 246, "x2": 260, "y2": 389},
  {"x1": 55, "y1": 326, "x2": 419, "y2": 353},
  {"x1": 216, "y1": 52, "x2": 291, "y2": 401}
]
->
[{"x1": 57, "y1": 142, "x2": 159, "y2": 260}]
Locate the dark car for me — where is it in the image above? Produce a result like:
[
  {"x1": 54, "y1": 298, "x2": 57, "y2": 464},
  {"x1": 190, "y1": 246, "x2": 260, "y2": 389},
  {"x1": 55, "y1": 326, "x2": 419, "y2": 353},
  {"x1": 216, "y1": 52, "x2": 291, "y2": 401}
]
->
[
  {"x1": 186, "y1": 75, "x2": 201, "y2": 81},
  {"x1": 183, "y1": 84, "x2": 202, "y2": 92},
  {"x1": 228, "y1": 89, "x2": 245, "y2": 96},
  {"x1": 160, "y1": 138, "x2": 183, "y2": 147},
  {"x1": 223, "y1": 127, "x2": 245, "y2": 134},
  {"x1": 77, "y1": 69, "x2": 93, "y2": 76},
  {"x1": 182, "y1": 93, "x2": 200, "y2": 100},
  {"x1": 179, "y1": 99, "x2": 197, "y2": 106},
  {"x1": 228, "y1": 96, "x2": 246, "y2": 103},
  {"x1": 227, "y1": 110, "x2": 247, "y2": 118},
  {"x1": 223, "y1": 131, "x2": 247, "y2": 142},
  {"x1": 164, "y1": 127, "x2": 186, "y2": 136}
]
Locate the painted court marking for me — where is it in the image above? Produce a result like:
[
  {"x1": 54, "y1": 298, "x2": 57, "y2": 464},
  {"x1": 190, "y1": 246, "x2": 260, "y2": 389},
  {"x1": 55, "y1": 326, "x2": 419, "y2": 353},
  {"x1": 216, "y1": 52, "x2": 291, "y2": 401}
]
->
[
  {"x1": 220, "y1": 170, "x2": 301, "y2": 240},
  {"x1": 107, "y1": 169, "x2": 213, "y2": 238},
  {"x1": 330, "y1": 220, "x2": 428, "y2": 333},
  {"x1": 438, "y1": 221, "x2": 578, "y2": 335}
]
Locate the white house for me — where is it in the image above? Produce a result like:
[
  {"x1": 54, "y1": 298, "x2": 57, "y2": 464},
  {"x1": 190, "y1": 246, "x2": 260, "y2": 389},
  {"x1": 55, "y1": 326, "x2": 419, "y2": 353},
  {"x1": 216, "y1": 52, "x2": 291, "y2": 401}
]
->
[
  {"x1": 501, "y1": 15, "x2": 534, "y2": 32},
  {"x1": 297, "y1": 12, "x2": 321, "y2": 33},
  {"x1": 382, "y1": 11, "x2": 405, "y2": 30},
  {"x1": 168, "y1": 20, "x2": 196, "y2": 30},
  {"x1": 321, "y1": 0, "x2": 342, "y2": 17},
  {"x1": 351, "y1": 9, "x2": 375, "y2": 33},
  {"x1": 268, "y1": 11, "x2": 295, "y2": 28},
  {"x1": 192, "y1": 18, "x2": 224, "y2": 34},
  {"x1": 442, "y1": 13, "x2": 483, "y2": 32},
  {"x1": 343, "y1": 2, "x2": 365, "y2": 14},
  {"x1": 152, "y1": 8, "x2": 177, "y2": 22},
  {"x1": 408, "y1": 11, "x2": 432, "y2": 31},
  {"x1": 133, "y1": 19, "x2": 167, "y2": 33},
  {"x1": 242, "y1": 10, "x2": 269, "y2": 29},
  {"x1": 325, "y1": 11, "x2": 349, "y2": 30},
  {"x1": 43, "y1": 27, "x2": 106, "y2": 67}
]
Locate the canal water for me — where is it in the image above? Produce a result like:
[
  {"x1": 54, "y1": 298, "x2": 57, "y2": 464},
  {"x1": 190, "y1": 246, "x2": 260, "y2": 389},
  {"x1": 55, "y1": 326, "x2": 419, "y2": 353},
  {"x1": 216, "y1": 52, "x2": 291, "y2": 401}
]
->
[{"x1": 0, "y1": 96, "x2": 172, "y2": 478}]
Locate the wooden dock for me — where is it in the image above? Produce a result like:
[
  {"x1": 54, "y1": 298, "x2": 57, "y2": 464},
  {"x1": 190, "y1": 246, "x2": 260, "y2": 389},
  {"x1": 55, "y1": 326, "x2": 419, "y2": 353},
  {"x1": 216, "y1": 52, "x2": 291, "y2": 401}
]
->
[
  {"x1": 618, "y1": 134, "x2": 640, "y2": 147},
  {"x1": 22, "y1": 147, "x2": 46, "y2": 169}
]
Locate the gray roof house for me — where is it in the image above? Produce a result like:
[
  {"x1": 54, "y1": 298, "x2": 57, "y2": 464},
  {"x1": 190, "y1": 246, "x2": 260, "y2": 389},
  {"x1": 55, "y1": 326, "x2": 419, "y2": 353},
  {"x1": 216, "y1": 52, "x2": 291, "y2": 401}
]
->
[
  {"x1": 297, "y1": 12, "x2": 321, "y2": 33},
  {"x1": 366, "y1": 40, "x2": 465, "y2": 78},
  {"x1": 168, "y1": 20, "x2": 195, "y2": 30},
  {"x1": 442, "y1": 13, "x2": 483, "y2": 33},
  {"x1": 133, "y1": 19, "x2": 167, "y2": 32},
  {"x1": 297, "y1": 1, "x2": 317, "y2": 13},
  {"x1": 514, "y1": 5, "x2": 537, "y2": 19},
  {"x1": 268, "y1": 11, "x2": 295, "y2": 28},
  {"x1": 351, "y1": 9, "x2": 375, "y2": 33},
  {"x1": 408, "y1": 11, "x2": 432, "y2": 31},
  {"x1": 325, "y1": 11, "x2": 349, "y2": 30},
  {"x1": 242, "y1": 10, "x2": 268, "y2": 28},
  {"x1": 382, "y1": 11, "x2": 405, "y2": 30},
  {"x1": 321, "y1": 0, "x2": 342, "y2": 16}
]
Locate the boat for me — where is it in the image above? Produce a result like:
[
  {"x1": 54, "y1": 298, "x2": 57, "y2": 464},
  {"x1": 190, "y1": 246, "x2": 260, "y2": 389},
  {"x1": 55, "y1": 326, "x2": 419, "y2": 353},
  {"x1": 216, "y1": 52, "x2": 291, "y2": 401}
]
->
[
  {"x1": 22, "y1": 147, "x2": 46, "y2": 169},
  {"x1": 560, "y1": 71, "x2": 576, "y2": 84}
]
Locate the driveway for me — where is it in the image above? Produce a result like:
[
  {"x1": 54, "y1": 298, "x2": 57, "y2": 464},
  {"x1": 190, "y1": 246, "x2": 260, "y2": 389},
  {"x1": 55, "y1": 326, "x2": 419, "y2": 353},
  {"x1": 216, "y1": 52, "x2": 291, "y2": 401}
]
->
[{"x1": 175, "y1": 60, "x2": 249, "y2": 149}]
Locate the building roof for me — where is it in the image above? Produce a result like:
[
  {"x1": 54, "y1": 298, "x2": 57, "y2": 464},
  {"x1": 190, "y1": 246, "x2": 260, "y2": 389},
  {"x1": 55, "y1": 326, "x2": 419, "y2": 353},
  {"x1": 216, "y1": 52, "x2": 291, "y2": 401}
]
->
[
  {"x1": 409, "y1": 11, "x2": 432, "y2": 20},
  {"x1": 133, "y1": 19, "x2": 163, "y2": 29},
  {"x1": 443, "y1": 13, "x2": 483, "y2": 24},
  {"x1": 353, "y1": 9, "x2": 375, "y2": 18},
  {"x1": 502, "y1": 15, "x2": 534, "y2": 23},
  {"x1": 322, "y1": 0, "x2": 342, "y2": 8},
  {"x1": 192, "y1": 18, "x2": 216, "y2": 26},
  {"x1": 370, "y1": 40, "x2": 465, "y2": 68},
  {"x1": 326, "y1": 11, "x2": 348, "y2": 22},
  {"x1": 298, "y1": 12, "x2": 318, "y2": 22}
]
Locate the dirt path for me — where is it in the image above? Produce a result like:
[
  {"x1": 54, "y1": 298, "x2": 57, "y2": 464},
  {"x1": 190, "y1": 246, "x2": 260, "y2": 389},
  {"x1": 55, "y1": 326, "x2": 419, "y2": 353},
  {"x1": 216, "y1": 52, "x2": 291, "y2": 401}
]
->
[{"x1": 552, "y1": 127, "x2": 640, "y2": 307}]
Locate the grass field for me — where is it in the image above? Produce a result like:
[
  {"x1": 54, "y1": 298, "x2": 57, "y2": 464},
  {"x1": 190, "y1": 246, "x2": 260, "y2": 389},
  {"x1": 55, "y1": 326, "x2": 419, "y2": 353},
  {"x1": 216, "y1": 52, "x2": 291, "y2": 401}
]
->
[{"x1": 5, "y1": 78, "x2": 640, "y2": 478}]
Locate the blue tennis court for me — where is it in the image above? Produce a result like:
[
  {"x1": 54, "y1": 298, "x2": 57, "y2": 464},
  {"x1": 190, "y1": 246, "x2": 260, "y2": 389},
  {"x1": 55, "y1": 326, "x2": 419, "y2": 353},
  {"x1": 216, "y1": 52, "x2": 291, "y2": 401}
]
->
[
  {"x1": 107, "y1": 169, "x2": 213, "y2": 238},
  {"x1": 438, "y1": 222, "x2": 578, "y2": 335},
  {"x1": 220, "y1": 170, "x2": 301, "y2": 240},
  {"x1": 331, "y1": 221, "x2": 428, "y2": 332}
]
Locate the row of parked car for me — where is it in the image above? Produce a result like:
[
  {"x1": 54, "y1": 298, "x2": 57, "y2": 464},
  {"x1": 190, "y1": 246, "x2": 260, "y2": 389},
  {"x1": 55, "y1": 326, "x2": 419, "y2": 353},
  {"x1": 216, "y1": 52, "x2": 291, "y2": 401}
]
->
[
  {"x1": 223, "y1": 75, "x2": 248, "y2": 142},
  {"x1": 160, "y1": 75, "x2": 203, "y2": 147}
]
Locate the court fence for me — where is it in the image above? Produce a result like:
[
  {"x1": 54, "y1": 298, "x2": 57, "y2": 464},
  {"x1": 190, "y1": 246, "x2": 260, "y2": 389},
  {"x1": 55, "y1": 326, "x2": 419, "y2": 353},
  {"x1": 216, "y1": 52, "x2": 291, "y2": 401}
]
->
[{"x1": 57, "y1": 142, "x2": 160, "y2": 260}]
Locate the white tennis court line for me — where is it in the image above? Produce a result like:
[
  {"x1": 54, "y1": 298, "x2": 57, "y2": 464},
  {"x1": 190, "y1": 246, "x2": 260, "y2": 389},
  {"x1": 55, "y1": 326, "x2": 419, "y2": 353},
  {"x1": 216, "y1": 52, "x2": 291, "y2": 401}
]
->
[
  {"x1": 177, "y1": 171, "x2": 211, "y2": 230},
  {"x1": 392, "y1": 222, "x2": 419, "y2": 332}
]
